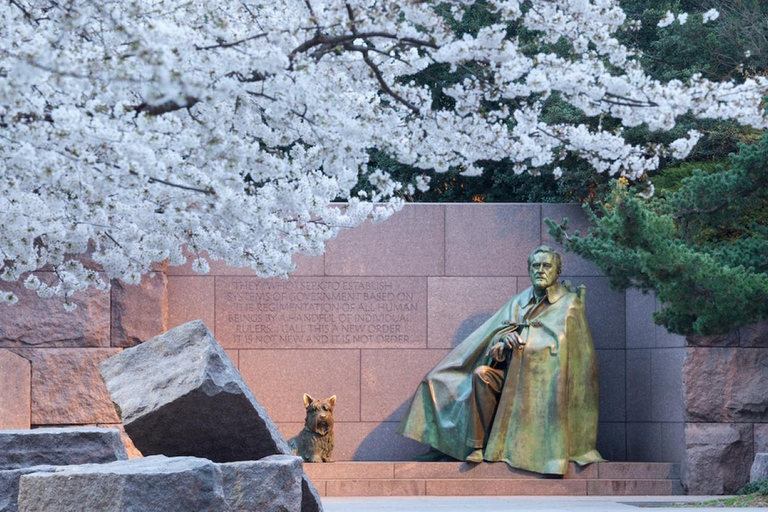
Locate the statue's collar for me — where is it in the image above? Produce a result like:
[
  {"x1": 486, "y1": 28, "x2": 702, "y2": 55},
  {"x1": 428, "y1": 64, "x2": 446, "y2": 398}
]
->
[{"x1": 523, "y1": 282, "x2": 567, "y2": 305}]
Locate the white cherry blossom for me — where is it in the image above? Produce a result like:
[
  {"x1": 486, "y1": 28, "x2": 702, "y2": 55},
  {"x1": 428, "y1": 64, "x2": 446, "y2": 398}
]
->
[{"x1": 0, "y1": 0, "x2": 766, "y2": 306}]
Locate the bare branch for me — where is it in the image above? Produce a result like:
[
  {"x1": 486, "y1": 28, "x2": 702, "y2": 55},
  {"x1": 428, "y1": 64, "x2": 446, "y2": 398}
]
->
[
  {"x1": 131, "y1": 96, "x2": 199, "y2": 117},
  {"x1": 194, "y1": 33, "x2": 268, "y2": 51}
]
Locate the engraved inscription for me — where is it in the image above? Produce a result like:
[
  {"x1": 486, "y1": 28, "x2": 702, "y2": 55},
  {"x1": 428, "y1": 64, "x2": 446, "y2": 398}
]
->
[{"x1": 216, "y1": 277, "x2": 426, "y2": 348}]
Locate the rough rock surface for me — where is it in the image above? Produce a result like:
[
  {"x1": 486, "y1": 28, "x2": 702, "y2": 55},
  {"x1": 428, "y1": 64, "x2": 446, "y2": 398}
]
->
[
  {"x1": 11, "y1": 348, "x2": 121, "y2": 424},
  {"x1": 0, "y1": 427, "x2": 127, "y2": 470},
  {"x1": 0, "y1": 465, "x2": 58, "y2": 512},
  {"x1": 684, "y1": 348, "x2": 768, "y2": 423},
  {"x1": 683, "y1": 423, "x2": 753, "y2": 494},
  {"x1": 17, "y1": 455, "x2": 304, "y2": 512},
  {"x1": 110, "y1": 271, "x2": 168, "y2": 348},
  {"x1": 99, "y1": 320, "x2": 290, "y2": 461},
  {"x1": 741, "y1": 320, "x2": 768, "y2": 348},
  {"x1": 0, "y1": 350, "x2": 30, "y2": 429},
  {"x1": 685, "y1": 331, "x2": 740, "y2": 347},
  {"x1": 0, "y1": 273, "x2": 109, "y2": 348},
  {"x1": 751, "y1": 453, "x2": 768, "y2": 483},
  {"x1": 99, "y1": 320, "x2": 323, "y2": 511}
]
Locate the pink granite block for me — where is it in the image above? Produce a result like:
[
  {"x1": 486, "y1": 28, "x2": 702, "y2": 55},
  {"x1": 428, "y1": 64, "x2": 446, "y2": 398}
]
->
[
  {"x1": 360, "y1": 349, "x2": 451, "y2": 422},
  {"x1": 110, "y1": 271, "x2": 168, "y2": 348},
  {"x1": 165, "y1": 246, "x2": 325, "y2": 276},
  {"x1": 277, "y1": 421, "x2": 429, "y2": 462},
  {"x1": 426, "y1": 479, "x2": 588, "y2": 496},
  {"x1": 445, "y1": 204, "x2": 540, "y2": 276},
  {"x1": 0, "y1": 349, "x2": 30, "y2": 429},
  {"x1": 11, "y1": 348, "x2": 121, "y2": 425},
  {"x1": 427, "y1": 277, "x2": 518, "y2": 349},
  {"x1": 598, "y1": 463, "x2": 680, "y2": 480},
  {"x1": 587, "y1": 479, "x2": 683, "y2": 495},
  {"x1": 166, "y1": 276, "x2": 215, "y2": 334},
  {"x1": 756, "y1": 424, "x2": 768, "y2": 454},
  {"x1": 96, "y1": 423, "x2": 143, "y2": 459},
  {"x1": 224, "y1": 349, "x2": 239, "y2": 370},
  {"x1": 313, "y1": 480, "x2": 327, "y2": 497},
  {"x1": 0, "y1": 273, "x2": 109, "y2": 348},
  {"x1": 324, "y1": 204, "x2": 444, "y2": 276},
  {"x1": 393, "y1": 461, "x2": 598, "y2": 480},
  {"x1": 325, "y1": 479, "x2": 426, "y2": 496},
  {"x1": 215, "y1": 276, "x2": 427, "y2": 349},
  {"x1": 541, "y1": 204, "x2": 602, "y2": 276},
  {"x1": 303, "y1": 462, "x2": 395, "y2": 481},
  {"x1": 240, "y1": 349, "x2": 360, "y2": 423}
]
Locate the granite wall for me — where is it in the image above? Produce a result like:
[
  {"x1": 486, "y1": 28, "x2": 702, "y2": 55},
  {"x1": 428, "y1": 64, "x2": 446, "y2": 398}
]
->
[{"x1": 0, "y1": 203, "x2": 687, "y2": 464}]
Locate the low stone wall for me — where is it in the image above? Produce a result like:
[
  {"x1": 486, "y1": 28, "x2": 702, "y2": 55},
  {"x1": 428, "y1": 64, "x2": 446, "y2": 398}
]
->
[
  {"x1": 0, "y1": 203, "x2": 686, "y2": 467},
  {"x1": 682, "y1": 323, "x2": 768, "y2": 494}
]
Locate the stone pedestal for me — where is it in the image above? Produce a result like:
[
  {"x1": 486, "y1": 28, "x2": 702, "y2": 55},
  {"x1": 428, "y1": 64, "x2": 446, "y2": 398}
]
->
[{"x1": 0, "y1": 350, "x2": 30, "y2": 429}]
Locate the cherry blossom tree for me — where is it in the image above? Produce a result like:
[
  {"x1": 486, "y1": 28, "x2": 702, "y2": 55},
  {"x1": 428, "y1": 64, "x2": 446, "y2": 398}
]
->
[{"x1": 1, "y1": 0, "x2": 766, "y2": 307}]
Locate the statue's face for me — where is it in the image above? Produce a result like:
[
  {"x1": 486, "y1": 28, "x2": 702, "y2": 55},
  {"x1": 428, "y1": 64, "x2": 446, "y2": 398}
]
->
[{"x1": 529, "y1": 252, "x2": 559, "y2": 292}]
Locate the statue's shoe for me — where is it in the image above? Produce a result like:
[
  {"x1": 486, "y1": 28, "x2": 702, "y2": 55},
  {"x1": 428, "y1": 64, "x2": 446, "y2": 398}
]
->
[{"x1": 464, "y1": 449, "x2": 484, "y2": 464}]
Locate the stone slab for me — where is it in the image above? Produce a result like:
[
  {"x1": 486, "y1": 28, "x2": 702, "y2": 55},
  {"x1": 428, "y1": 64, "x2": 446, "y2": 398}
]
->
[
  {"x1": 110, "y1": 271, "x2": 167, "y2": 347},
  {"x1": 625, "y1": 289, "x2": 657, "y2": 349},
  {"x1": 661, "y1": 423, "x2": 686, "y2": 464},
  {"x1": 240, "y1": 349, "x2": 360, "y2": 423},
  {"x1": 626, "y1": 423, "x2": 662, "y2": 463},
  {"x1": 216, "y1": 276, "x2": 427, "y2": 349},
  {"x1": 541, "y1": 203, "x2": 603, "y2": 276},
  {"x1": 324, "y1": 204, "x2": 445, "y2": 276},
  {"x1": 683, "y1": 422, "x2": 754, "y2": 495},
  {"x1": 427, "y1": 277, "x2": 518, "y2": 349},
  {"x1": 0, "y1": 427, "x2": 127, "y2": 470},
  {"x1": 684, "y1": 347, "x2": 768, "y2": 423},
  {"x1": 17, "y1": 455, "x2": 307, "y2": 512},
  {"x1": 445, "y1": 204, "x2": 540, "y2": 276},
  {"x1": 0, "y1": 465, "x2": 58, "y2": 512},
  {"x1": 587, "y1": 479, "x2": 683, "y2": 495},
  {"x1": 741, "y1": 320, "x2": 768, "y2": 348},
  {"x1": 651, "y1": 348, "x2": 685, "y2": 422},
  {"x1": 393, "y1": 461, "x2": 598, "y2": 480},
  {"x1": 756, "y1": 424, "x2": 768, "y2": 454},
  {"x1": 0, "y1": 350, "x2": 30, "y2": 429},
  {"x1": 425, "y1": 478, "x2": 587, "y2": 496},
  {"x1": 165, "y1": 246, "x2": 325, "y2": 277},
  {"x1": 625, "y1": 349, "x2": 651, "y2": 422},
  {"x1": 10, "y1": 348, "x2": 121, "y2": 425},
  {"x1": 566, "y1": 276, "x2": 625, "y2": 350},
  {"x1": 278, "y1": 422, "x2": 429, "y2": 462},
  {"x1": 325, "y1": 479, "x2": 426, "y2": 497},
  {"x1": 360, "y1": 349, "x2": 451, "y2": 422},
  {"x1": 596, "y1": 349, "x2": 626, "y2": 422},
  {"x1": 166, "y1": 276, "x2": 215, "y2": 334},
  {"x1": 597, "y1": 463, "x2": 680, "y2": 480},
  {"x1": 597, "y1": 422, "x2": 626, "y2": 462},
  {"x1": 0, "y1": 273, "x2": 109, "y2": 348},
  {"x1": 304, "y1": 462, "x2": 395, "y2": 481},
  {"x1": 99, "y1": 320, "x2": 291, "y2": 462},
  {"x1": 751, "y1": 453, "x2": 768, "y2": 482}
]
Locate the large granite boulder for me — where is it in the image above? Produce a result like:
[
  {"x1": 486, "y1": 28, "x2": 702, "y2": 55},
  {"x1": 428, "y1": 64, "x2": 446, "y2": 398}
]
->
[
  {"x1": 683, "y1": 423, "x2": 753, "y2": 494},
  {"x1": 99, "y1": 320, "x2": 289, "y2": 461},
  {"x1": 751, "y1": 453, "x2": 768, "y2": 483},
  {"x1": 0, "y1": 427, "x2": 127, "y2": 470},
  {"x1": 17, "y1": 455, "x2": 303, "y2": 512},
  {"x1": 99, "y1": 320, "x2": 321, "y2": 511},
  {"x1": 0, "y1": 466, "x2": 58, "y2": 512},
  {"x1": 684, "y1": 347, "x2": 768, "y2": 422}
]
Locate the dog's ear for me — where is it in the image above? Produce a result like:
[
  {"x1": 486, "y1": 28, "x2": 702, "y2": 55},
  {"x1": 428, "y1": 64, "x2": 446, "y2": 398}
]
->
[
  {"x1": 303, "y1": 393, "x2": 314, "y2": 407},
  {"x1": 327, "y1": 395, "x2": 336, "y2": 409}
]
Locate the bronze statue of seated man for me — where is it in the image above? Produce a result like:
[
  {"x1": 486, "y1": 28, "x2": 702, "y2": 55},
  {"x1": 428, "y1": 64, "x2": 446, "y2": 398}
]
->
[{"x1": 398, "y1": 245, "x2": 604, "y2": 475}]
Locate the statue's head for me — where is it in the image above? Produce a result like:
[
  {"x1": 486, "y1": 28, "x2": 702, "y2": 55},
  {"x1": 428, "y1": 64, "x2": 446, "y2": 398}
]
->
[{"x1": 528, "y1": 245, "x2": 561, "y2": 292}]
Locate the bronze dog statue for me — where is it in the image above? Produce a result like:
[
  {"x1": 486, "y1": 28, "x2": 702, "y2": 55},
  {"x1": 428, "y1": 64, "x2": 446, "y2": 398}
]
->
[{"x1": 289, "y1": 394, "x2": 336, "y2": 463}]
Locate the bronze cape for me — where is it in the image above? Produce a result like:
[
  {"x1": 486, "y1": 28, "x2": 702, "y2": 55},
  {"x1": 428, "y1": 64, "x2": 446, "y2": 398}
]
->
[{"x1": 398, "y1": 282, "x2": 605, "y2": 475}]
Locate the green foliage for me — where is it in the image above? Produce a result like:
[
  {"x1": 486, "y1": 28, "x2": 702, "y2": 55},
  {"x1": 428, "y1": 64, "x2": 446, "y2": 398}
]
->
[
  {"x1": 738, "y1": 477, "x2": 768, "y2": 496},
  {"x1": 547, "y1": 132, "x2": 768, "y2": 335}
]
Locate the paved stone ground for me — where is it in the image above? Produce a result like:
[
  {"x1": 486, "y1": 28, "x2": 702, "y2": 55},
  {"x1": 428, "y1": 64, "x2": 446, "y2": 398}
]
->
[{"x1": 322, "y1": 495, "x2": 760, "y2": 511}]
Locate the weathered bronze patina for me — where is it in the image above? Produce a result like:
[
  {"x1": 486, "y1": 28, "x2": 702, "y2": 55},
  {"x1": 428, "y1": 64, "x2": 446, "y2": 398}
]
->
[{"x1": 398, "y1": 246, "x2": 604, "y2": 475}]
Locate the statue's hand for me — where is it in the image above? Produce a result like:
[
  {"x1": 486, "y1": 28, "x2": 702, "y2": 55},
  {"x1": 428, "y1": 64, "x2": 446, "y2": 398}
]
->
[
  {"x1": 501, "y1": 331, "x2": 525, "y2": 351},
  {"x1": 487, "y1": 341, "x2": 507, "y2": 362}
]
